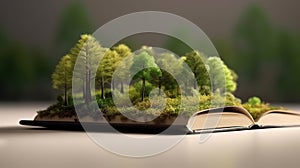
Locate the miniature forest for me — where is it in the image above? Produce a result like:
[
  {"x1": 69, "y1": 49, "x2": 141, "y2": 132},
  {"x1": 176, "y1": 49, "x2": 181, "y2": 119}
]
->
[{"x1": 36, "y1": 34, "x2": 282, "y2": 123}]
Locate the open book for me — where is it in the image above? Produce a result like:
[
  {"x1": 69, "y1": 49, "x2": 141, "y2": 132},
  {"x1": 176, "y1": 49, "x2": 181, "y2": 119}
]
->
[{"x1": 187, "y1": 106, "x2": 300, "y2": 134}]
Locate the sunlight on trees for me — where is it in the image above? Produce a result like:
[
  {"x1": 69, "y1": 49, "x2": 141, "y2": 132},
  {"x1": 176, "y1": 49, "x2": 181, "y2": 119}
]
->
[
  {"x1": 52, "y1": 55, "x2": 72, "y2": 105},
  {"x1": 70, "y1": 34, "x2": 107, "y2": 104}
]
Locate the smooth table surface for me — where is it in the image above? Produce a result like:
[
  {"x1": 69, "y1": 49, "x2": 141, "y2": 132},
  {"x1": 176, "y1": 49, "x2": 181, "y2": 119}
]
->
[{"x1": 1, "y1": 103, "x2": 300, "y2": 168}]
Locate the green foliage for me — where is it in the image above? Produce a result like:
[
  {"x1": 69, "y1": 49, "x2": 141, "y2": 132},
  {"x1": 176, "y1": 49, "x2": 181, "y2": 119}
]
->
[
  {"x1": 242, "y1": 103, "x2": 281, "y2": 120},
  {"x1": 37, "y1": 102, "x2": 76, "y2": 119},
  {"x1": 98, "y1": 49, "x2": 120, "y2": 81},
  {"x1": 235, "y1": 3, "x2": 278, "y2": 79},
  {"x1": 277, "y1": 30, "x2": 300, "y2": 100},
  {"x1": 96, "y1": 49, "x2": 119, "y2": 99},
  {"x1": 225, "y1": 92, "x2": 242, "y2": 106},
  {"x1": 96, "y1": 97, "x2": 114, "y2": 108},
  {"x1": 52, "y1": 54, "x2": 73, "y2": 105},
  {"x1": 241, "y1": 96, "x2": 283, "y2": 120},
  {"x1": 56, "y1": 0, "x2": 93, "y2": 56},
  {"x1": 111, "y1": 44, "x2": 133, "y2": 93},
  {"x1": 95, "y1": 44, "x2": 132, "y2": 98},
  {"x1": 129, "y1": 81, "x2": 154, "y2": 103},
  {"x1": 155, "y1": 52, "x2": 190, "y2": 96},
  {"x1": 211, "y1": 3, "x2": 300, "y2": 102},
  {"x1": 247, "y1": 96, "x2": 261, "y2": 106},
  {"x1": 130, "y1": 51, "x2": 162, "y2": 101},
  {"x1": 206, "y1": 57, "x2": 237, "y2": 93},
  {"x1": 113, "y1": 44, "x2": 132, "y2": 58},
  {"x1": 71, "y1": 34, "x2": 107, "y2": 103},
  {"x1": 40, "y1": 34, "x2": 283, "y2": 122},
  {"x1": 0, "y1": 36, "x2": 52, "y2": 100},
  {"x1": 130, "y1": 51, "x2": 161, "y2": 81},
  {"x1": 183, "y1": 51, "x2": 210, "y2": 94}
]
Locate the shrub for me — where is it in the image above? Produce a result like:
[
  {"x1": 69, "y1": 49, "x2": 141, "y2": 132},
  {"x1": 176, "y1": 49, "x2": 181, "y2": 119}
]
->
[{"x1": 247, "y1": 96, "x2": 262, "y2": 106}]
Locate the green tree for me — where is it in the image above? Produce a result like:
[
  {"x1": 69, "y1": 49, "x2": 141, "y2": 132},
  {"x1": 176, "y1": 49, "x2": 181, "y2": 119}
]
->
[
  {"x1": 112, "y1": 44, "x2": 132, "y2": 93},
  {"x1": 71, "y1": 34, "x2": 107, "y2": 104},
  {"x1": 130, "y1": 51, "x2": 161, "y2": 101},
  {"x1": 155, "y1": 52, "x2": 191, "y2": 96},
  {"x1": 155, "y1": 53, "x2": 177, "y2": 96},
  {"x1": 52, "y1": 55, "x2": 72, "y2": 105},
  {"x1": 248, "y1": 96, "x2": 261, "y2": 106},
  {"x1": 113, "y1": 44, "x2": 132, "y2": 58},
  {"x1": 277, "y1": 30, "x2": 300, "y2": 100},
  {"x1": 234, "y1": 3, "x2": 278, "y2": 79},
  {"x1": 206, "y1": 57, "x2": 237, "y2": 93},
  {"x1": 97, "y1": 49, "x2": 120, "y2": 99},
  {"x1": 183, "y1": 51, "x2": 210, "y2": 94},
  {"x1": 56, "y1": 0, "x2": 93, "y2": 57}
]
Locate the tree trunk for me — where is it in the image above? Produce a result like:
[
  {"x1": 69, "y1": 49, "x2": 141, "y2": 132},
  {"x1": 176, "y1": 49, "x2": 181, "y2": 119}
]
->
[
  {"x1": 83, "y1": 81, "x2": 86, "y2": 102},
  {"x1": 158, "y1": 77, "x2": 162, "y2": 96},
  {"x1": 120, "y1": 81, "x2": 124, "y2": 93},
  {"x1": 85, "y1": 70, "x2": 92, "y2": 104},
  {"x1": 64, "y1": 82, "x2": 68, "y2": 106},
  {"x1": 63, "y1": 63, "x2": 68, "y2": 106},
  {"x1": 142, "y1": 78, "x2": 146, "y2": 101},
  {"x1": 111, "y1": 78, "x2": 115, "y2": 90},
  {"x1": 64, "y1": 67, "x2": 68, "y2": 106},
  {"x1": 101, "y1": 76, "x2": 105, "y2": 99}
]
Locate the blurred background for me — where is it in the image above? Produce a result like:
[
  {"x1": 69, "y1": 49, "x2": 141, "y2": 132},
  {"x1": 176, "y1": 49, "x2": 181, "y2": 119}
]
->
[{"x1": 0, "y1": 0, "x2": 299, "y2": 103}]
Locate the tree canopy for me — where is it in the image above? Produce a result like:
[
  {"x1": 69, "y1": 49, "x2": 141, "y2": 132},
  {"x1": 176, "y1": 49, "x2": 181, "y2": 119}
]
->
[
  {"x1": 71, "y1": 34, "x2": 107, "y2": 104},
  {"x1": 183, "y1": 51, "x2": 211, "y2": 94},
  {"x1": 130, "y1": 51, "x2": 162, "y2": 101},
  {"x1": 52, "y1": 55, "x2": 72, "y2": 105},
  {"x1": 206, "y1": 57, "x2": 237, "y2": 93}
]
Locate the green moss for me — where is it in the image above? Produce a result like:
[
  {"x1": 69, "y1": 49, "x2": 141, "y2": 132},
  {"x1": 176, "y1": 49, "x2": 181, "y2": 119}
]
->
[
  {"x1": 37, "y1": 102, "x2": 76, "y2": 118},
  {"x1": 242, "y1": 97, "x2": 283, "y2": 120},
  {"x1": 37, "y1": 93, "x2": 283, "y2": 122}
]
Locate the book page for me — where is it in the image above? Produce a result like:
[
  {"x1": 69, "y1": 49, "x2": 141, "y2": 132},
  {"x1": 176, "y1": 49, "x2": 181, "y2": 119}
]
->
[
  {"x1": 257, "y1": 111, "x2": 300, "y2": 126},
  {"x1": 187, "y1": 106, "x2": 255, "y2": 131}
]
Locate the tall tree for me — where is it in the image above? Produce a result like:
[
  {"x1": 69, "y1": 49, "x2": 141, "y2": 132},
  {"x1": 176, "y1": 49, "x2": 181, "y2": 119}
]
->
[
  {"x1": 113, "y1": 44, "x2": 132, "y2": 58},
  {"x1": 206, "y1": 57, "x2": 237, "y2": 93},
  {"x1": 97, "y1": 49, "x2": 120, "y2": 99},
  {"x1": 112, "y1": 44, "x2": 132, "y2": 93},
  {"x1": 52, "y1": 55, "x2": 72, "y2": 105},
  {"x1": 155, "y1": 52, "x2": 186, "y2": 96},
  {"x1": 234, "y1": 3, "x2": 278, "y2": 79},
  {"x1": 183, "y1": 51, "x2": 211, "y2": 94},
  {"x1": 130, "y1": 51, "x2": 161, "y2": 101},
  {"x1": 56, "y1": 0, "x2": 93, "y2": 57},
  {"x1": 71, "y1": 34, "x2": 107, "y2": 104}
]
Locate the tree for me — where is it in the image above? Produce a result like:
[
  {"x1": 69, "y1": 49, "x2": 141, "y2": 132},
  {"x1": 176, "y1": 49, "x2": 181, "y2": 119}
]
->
[
  {"x1": 97, "y1": 49, "x2": 120, "y2": 99},
  {"x1": 130, "y1": 51, "x2": 161, "y2": 101},
  {"x1": 206, "y1": 57, "x2": 237, "y2": 93},
  {"x1": 112, "y1": 44, "x2": 132, "y2": 93},
  {"x1": 277, "y1": 30, "x2": 300, "y2": 100},
  {"x1": 234, "y1": 3, "x2": 278, "y2": 79},
  {"x1": 71, "y1": 34, "x2": 107, "y2": 104},
  {"x1": 183, "y1": 51, "x2": 210, "y2": 94},
  {"x1": 52, "y1": 55, "x2": 72, "y2": 105},
  {"x1": 113, "y1": 44, "x2": 132, "y2": 58},
  {"x1": 155, "y1": 52, "x2": 189, "y2": 96},
  {"x1": 55, "y1": 0, "x2": 93, "y2": 57},
  {"x1": 155, "y1": 53, "x2": 176, "y2": 95}
]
